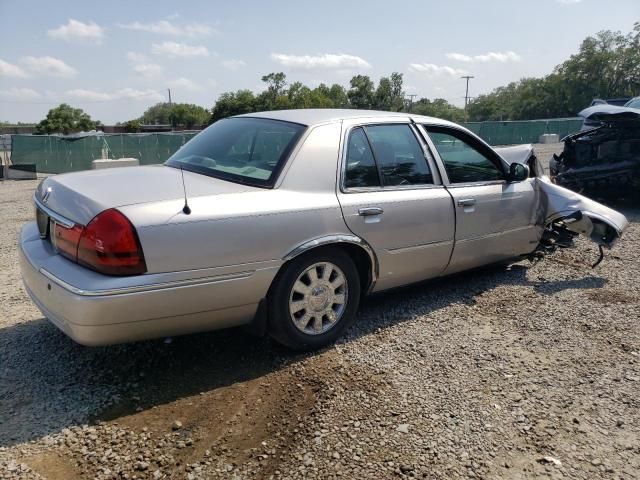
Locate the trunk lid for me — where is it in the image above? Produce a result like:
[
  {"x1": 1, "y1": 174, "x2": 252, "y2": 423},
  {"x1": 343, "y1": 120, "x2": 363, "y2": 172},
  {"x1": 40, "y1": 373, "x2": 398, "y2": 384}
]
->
[{"x1": 35, "y1": 165, "x2": 256, "y2": 225}]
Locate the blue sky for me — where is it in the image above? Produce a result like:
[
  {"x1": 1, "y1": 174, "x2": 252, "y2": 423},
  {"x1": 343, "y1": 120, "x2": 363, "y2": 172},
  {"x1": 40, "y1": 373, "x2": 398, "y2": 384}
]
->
[{"x1": 0, "y1": 0, "x2": 638, "y2": 124}]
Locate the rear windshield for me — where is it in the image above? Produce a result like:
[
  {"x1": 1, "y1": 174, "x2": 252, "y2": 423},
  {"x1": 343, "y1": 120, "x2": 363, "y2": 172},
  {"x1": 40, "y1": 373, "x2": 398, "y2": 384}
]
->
[{"x1": 165, "y1": 117, "x2": 306, "y2": 187}]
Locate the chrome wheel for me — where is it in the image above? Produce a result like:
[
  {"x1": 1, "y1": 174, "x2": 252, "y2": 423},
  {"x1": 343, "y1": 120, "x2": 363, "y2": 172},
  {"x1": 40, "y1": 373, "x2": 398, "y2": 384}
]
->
[{"x1": 288, "y1": 262, "x2": 348, "y2": 335}]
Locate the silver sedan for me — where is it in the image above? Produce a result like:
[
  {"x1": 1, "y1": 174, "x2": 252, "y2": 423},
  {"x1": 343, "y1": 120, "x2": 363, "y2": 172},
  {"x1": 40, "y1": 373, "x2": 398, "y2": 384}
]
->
[{"x1": 19, "y1": 110, "x2": 628, "y2": 350}]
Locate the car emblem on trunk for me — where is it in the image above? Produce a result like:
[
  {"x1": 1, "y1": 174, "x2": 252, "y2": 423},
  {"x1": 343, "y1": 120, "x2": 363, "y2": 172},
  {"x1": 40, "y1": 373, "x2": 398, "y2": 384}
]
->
[{"x1": 42, "y1": 187, "x2": 52, "y2": 204}]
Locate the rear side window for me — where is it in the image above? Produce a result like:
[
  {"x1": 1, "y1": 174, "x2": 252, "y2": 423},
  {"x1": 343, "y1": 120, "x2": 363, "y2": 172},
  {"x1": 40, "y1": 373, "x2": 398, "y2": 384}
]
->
[
  {"x1": 425, "y1": 127, "x2": 504, "y2": 183},
  {"x1": 366, "y1": 125, "x2": 432, "y2": 186},
  {"x1": 345, "y1": 127, "x2": 380, "y2": 188},
  {"x1": 344, "y1": 124, "x2": 432, "y2": 189}
]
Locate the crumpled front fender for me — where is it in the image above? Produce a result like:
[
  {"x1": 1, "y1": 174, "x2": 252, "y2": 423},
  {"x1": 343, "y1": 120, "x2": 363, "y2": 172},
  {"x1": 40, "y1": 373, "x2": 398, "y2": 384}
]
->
[{"x1": 535, "y1": 176, "x2": 628, "y2": 247}]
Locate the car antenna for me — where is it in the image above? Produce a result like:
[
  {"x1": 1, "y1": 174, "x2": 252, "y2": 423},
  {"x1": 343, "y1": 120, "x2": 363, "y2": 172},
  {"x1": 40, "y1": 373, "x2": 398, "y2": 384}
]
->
[{"x1": 179, "y1": 164, "x2": 191, "y2": 215}]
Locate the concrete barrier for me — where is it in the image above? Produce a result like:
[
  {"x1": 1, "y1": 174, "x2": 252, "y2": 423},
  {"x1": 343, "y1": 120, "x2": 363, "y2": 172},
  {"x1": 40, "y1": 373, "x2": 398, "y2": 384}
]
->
[
  {"x1": 538, "y1": 134, "x2": 560, "y2": 144},
  {"x1": 3, "y1": 165, "x2": 37, "y2": 180},
  {"x1": 92, "y1": 158, "x2": 140, "y2": 169}
]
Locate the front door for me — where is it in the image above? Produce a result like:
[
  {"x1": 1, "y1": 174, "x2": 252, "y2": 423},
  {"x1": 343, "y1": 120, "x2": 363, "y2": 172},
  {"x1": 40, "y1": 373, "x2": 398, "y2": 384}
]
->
[
  {"x1": 421, "y1": 125, "x2": 540, "y2": 274},
  {"x1": 337, "y1": 122, "x2": 455, "y2": 291}
]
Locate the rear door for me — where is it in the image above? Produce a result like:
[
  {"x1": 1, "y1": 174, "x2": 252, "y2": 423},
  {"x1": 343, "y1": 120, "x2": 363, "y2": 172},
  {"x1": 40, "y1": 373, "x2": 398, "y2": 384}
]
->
[
  {"x1": 420, "y1": 125, "x2": 540, "y2": 274},
  {"x1": 337, "y1": 120, "x2": 455, "y2": 292}
]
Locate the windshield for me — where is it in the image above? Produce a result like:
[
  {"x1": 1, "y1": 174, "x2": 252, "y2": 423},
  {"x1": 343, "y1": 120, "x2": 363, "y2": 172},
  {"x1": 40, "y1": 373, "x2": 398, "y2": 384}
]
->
[
  {"x1": 625, "y1": 98, "x2": 640, "y2": 109},
  {"x1": 165, "y1": 117, "x2": 306, "y2": 187}
]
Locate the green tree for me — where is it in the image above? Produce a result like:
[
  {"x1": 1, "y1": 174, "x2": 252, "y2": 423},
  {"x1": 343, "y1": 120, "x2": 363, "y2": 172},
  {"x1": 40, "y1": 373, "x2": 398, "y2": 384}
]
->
[
  {"x1": 348, "y1": 75, "x2": 375, "y2": 109},
  {"x1": 123, "y1": 119, "x2": 142, "y2": 133},
  {"x1": 288, "y1": 81, "x2": 313, "y2": 108},
  {"x1": 374, "y1": 73, "x2": 405, "y2": 111},
  {"x1": 210, "y1": 90, "x2": 257, "y2": 123},
  {"x1": 139, "y1": 103, "x2": 209, "y2": 128},
  {"x1": 35, "y1": 104, "x2": 99, "y2": 135},
  {"x1": 260, "y1": 72, "x2": 288, "y2": 109}
]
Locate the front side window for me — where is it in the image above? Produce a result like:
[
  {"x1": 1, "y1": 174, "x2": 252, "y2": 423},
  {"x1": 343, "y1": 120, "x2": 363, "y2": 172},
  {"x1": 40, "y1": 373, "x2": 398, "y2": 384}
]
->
[
  {"x1": 166, "y1": 117, "x2": 305, "y2": 187},
  {"x1": 425, "y1": 126, "x2": 504, "y2": 183}
]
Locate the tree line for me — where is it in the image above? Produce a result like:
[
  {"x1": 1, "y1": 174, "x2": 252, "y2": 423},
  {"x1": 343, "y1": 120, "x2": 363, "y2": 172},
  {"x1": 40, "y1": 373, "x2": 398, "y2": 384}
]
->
[{"x1": 30, "y1": 23, "x2": 639, "y2": 134}]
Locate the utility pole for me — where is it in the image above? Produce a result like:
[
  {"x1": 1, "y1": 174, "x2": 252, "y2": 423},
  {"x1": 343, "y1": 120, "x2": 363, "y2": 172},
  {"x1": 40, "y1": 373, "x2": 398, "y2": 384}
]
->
[
  {"x1": 406, "y1": 94, "x2": 417, "y2": 112},
  {"x1": 167, "y1": 88, "x2": 173, "y2": 131},
  {"x1": 460, "y1": 75, "x2": 474, "y2": 122}
]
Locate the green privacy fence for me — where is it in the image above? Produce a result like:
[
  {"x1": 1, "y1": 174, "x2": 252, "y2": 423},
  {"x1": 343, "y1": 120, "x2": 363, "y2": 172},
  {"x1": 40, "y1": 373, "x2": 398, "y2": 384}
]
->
[
  {"x1": 10, "y1": 132, "x2": 198, "y2": 174},
  {"x1": 459, "y1": 118, "x2": 583, "y2": 146},
  {"x1": 10, "y1": 119, "x2": 584, "y2": 174}
]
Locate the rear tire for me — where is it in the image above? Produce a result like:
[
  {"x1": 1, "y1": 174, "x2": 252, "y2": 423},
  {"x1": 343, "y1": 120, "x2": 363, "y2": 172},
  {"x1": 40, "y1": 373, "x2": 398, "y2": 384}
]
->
[{"x1": 268, "y1": 248, "x2": 361, "y2": 351}]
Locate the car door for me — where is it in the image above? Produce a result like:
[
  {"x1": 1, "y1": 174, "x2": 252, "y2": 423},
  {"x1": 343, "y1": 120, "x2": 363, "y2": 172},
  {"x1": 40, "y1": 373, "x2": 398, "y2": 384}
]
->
[
  {"x1": 420, "y1": 125, "x2": 540, "y2": 275},
  {"x1": 337, "y1": 121, "x2": 455, "y2": 292}
]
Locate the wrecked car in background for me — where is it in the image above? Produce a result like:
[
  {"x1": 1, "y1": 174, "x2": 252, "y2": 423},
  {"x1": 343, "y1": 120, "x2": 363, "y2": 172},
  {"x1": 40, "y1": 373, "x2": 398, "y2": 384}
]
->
[
  {"x1": 20, "y1": 110, "x2": 628, "y2": 351},
  {"x1": 550, "y1": 105, "x2": 640, "y2": 195}
]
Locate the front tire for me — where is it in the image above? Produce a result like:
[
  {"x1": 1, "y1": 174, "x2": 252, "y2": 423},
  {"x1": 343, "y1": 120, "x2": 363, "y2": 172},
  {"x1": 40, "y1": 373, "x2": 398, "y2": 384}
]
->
[{"x1": 268, "y1": 248, "x2": 361, "y2": 350}]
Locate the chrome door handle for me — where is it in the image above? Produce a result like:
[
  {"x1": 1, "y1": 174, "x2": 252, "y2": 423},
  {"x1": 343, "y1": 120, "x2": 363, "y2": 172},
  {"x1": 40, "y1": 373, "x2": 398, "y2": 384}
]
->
[
  {"x1": 358, "y1": 207, "x2": 384, "y2": 216},
  {"x1": 457, "y1": 198, "x2": 476, "y2": 207}
]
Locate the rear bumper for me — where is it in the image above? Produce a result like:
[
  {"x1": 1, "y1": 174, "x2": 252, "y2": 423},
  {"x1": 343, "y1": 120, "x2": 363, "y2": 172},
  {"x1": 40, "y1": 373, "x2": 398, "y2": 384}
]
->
[{"x1": 19, "y1": 221, "x2": 279, "y2": 346}]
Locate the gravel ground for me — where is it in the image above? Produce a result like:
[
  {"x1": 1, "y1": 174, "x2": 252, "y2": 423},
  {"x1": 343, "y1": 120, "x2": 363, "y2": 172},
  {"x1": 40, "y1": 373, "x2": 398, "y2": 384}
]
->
[{"x1": 1, "y1": 144, "x2": 639, "y2": 479}]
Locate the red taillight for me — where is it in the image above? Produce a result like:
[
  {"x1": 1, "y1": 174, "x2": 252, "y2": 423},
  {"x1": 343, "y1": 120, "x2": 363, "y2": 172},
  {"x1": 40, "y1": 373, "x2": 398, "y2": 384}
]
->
[
  {"x1": 76, "y1": 209, "x2": 147, "y2": 276},
  {"x1": 53, "y1": 223, "x2": 84, "y2": 261}
]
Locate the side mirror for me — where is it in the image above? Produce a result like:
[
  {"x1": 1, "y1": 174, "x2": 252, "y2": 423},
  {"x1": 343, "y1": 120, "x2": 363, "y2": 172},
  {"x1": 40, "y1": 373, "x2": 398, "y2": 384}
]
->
[{"x1": 508, "y1": 163, "x2": 529, "y2": 182}]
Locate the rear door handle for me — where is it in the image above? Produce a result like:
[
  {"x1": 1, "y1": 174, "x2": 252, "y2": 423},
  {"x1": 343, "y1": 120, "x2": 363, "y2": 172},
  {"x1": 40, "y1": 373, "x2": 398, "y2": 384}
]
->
[
  {"x1": 358, "y1": 207, "x2": 384, "y2": 216},
  {"x1": 457, "y1": 198, "x2": 476, "y2": 207}
]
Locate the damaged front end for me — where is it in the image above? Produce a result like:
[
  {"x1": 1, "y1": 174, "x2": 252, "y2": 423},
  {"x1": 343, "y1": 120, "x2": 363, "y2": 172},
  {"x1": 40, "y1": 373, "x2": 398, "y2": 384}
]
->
[
  {"x1": 549, "y1": 106, "x2": 640, "y2": 195},
  {"x1": 532, "y1": 177, "x2": 629, "y2": 266},
  {"x1": 497, "y1": 143, "x2": 628, "y2": 266}
]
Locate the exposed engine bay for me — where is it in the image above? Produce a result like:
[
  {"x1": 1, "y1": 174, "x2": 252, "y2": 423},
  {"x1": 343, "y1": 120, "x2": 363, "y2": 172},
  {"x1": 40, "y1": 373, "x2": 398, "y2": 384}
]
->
[{"x1": 549, "y1": 106, "x2": 640, "y2": 195}]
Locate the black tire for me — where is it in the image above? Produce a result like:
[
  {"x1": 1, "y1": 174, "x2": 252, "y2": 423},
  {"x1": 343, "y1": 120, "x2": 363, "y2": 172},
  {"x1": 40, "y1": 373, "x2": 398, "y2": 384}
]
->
[{"x1": 268, "y1": 248, "x2": 361, "y2": 351}]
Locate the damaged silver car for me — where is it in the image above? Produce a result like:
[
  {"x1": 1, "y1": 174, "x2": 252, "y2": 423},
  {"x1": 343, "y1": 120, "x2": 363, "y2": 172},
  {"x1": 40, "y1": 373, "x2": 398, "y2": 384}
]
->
[
  {"x1": 20, "y1": 110, "x2": 628, "y2": 350},
  {"x1": 550, "y1": 105, "x2": 640, "y2": 195}
]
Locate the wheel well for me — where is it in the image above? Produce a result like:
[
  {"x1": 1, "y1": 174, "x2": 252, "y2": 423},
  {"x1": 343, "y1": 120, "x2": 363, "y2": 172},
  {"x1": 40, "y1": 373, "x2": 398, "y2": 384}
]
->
[
  {"x1": 273, "y1": 243, "x2": 374, "y2": 296},
  {"x1": 337, "y1": 243, "x2": 373, "y2": 294}
]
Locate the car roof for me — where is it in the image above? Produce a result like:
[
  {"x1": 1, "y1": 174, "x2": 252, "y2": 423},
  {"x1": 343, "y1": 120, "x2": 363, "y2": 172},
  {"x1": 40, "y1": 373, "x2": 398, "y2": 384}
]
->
[{"x1": 233, "y1": 108, "x2": 457, "y2": 128}]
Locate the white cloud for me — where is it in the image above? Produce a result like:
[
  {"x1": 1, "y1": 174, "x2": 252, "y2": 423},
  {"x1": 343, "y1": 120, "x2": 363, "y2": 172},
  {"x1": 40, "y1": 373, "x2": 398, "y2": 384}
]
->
[
  {"x1": 0, "y1": 59, "x2": 29, "y2": 78},
  {"x1": 557, "y1": 0, "x2": 582, "y2": 3},
  {"x1": 408, "y1": 63, "x2": 467, "y2": 77},
  {"x1": 64, "y1": 88, "x2": 164, "y2": 102},
  {"x1": 118, "y1": 20, "x2": 216, "y2": 37},
  {"x1": 21, "y1": 56, "x2": 77, "y2": 77},
  {"x1": 0, "y1": 87, "x2": 41, "y2": 100},
  {"x1": 151, "y1": 41, "x2": 209, "y2": 58},
  {"x1": 126, "y1": 51, "x2": 149, "y2": 63},
  {"x1": 270, "y1": 53, "x2": 371, "y2": 70},
  {"x1": 133, "y1": 63, "x2": 164, "y2": 77},
  {"x1": 445, "y1": 51, "x2": 522, "y2": 63},
  {"x1": 167, "y1": 77, "x2": 202, "y2": 91},
  {"x1": 221, "y1": 59, "x2": 246, "y2": 71},
  {"x1": 47, "y1": 19, "x2": 104, "y2": 43}
]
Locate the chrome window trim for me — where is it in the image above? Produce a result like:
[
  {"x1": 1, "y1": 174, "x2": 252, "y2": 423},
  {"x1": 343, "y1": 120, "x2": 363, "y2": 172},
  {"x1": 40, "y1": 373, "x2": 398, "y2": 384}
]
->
[
  {"x1": 446, "y1": 180, "x2": 507, "y2": 188},
  {"x1": 33, "y1": 195, "x2": 76, "y2": 229},
  {"x1": 339, "y1": 122, "x2": 442, "y2": 194},
  {"x1": 39, "y1": 267, "x2": 254, "y2": 297}
]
